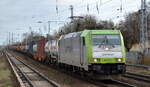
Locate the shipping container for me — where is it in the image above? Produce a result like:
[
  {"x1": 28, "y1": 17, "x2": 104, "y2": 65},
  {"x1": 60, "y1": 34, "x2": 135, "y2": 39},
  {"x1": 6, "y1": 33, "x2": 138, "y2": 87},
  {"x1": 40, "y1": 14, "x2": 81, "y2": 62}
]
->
[
  {"x1": 28, "y1": 41, "x2": 35, "y2": 54},
  {"x1": 20, "y1": 43, "x2": 26, "y2": 52},
  {"x1": 32, "y1": 42, "x2": 37, "y2": 59},
  {"x1": 37, "y1": 39, "x2": 46, "y2": 61}
]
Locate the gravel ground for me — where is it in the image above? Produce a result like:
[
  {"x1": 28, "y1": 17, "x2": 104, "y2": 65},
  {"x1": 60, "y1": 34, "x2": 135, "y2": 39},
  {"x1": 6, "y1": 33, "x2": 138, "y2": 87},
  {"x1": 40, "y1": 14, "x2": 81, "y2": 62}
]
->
[
  {"x1": 116, "y1": 76, "x2": 150, "y2": 87},
  {"x1": 113, "y1": 65, "x2": 150, "y2": 87},
  {"x1": 0, "y1": 51, "x2": 18, "y2": 87},
  {"x1": 9, "y1": 51, "x2": 98, "y2": 87},
  {"x1": 126, "y1": 66, "x2": 150, "y2": 75}
]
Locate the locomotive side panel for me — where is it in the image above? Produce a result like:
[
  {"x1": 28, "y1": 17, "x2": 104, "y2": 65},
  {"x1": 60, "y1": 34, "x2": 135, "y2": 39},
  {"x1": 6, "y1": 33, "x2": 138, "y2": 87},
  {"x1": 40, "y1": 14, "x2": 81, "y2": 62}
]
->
[{"x1": 59, "y1": 33, "x2": 86, "y2": 68}]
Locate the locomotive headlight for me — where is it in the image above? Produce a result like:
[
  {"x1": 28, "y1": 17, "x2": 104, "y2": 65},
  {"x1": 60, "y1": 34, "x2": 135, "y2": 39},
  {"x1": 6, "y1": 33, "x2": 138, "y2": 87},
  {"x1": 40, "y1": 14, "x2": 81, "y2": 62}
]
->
[
  {"x1": 94, "y1": 59, "x2": 97, "y2": 62},
  {"x1": 118, "y1": 58, "x2": 121, "y2": 62},
  {"x1": 105, "y1": 47, "x2": 109, "y2": 50}
]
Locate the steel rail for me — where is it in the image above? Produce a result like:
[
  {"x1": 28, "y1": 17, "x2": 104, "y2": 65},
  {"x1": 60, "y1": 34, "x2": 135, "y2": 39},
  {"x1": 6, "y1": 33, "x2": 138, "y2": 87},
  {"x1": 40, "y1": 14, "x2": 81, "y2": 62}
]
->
[
  {"x1": 110, "y1": 79, "x2": 137, "y2": 87},
  {"x1": 6, "y1": 51, "x2": 60, "y2": 87},
  {"x1": 93, "y1": 78, "x2": 136, "y2": 87},
  {"x1": 124, "y1": 71, "x2": 150, "y2": 83},
  {"x1": 5, "y1": 51, "x2": 26, "y2": 87}
]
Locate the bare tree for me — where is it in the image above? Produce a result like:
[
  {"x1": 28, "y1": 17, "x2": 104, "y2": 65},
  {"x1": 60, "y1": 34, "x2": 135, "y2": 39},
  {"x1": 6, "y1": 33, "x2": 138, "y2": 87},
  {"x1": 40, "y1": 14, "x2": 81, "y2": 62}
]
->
[
  {"x1": 117, "y1": 12, "x2": 140, "y2": 51},
  {"x1": 22, "y1": 32, "x2": 45, "y2": 43}
]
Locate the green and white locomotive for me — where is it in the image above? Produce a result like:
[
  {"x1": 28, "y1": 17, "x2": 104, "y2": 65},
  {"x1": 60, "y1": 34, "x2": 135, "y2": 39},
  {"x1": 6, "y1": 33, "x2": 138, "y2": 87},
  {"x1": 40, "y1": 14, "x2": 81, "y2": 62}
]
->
[{"x1": 58, "y1": 30, "x2": 126, "y2": 74}]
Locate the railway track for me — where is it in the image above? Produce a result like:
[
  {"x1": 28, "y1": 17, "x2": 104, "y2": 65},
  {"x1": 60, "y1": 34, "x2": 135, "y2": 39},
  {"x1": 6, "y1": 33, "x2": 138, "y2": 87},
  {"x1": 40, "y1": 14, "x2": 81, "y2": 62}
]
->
[
  {"x1": 5, "y1": 51, "x2": 60, "y2": 87},
  {"x1": 123, "y1": 71, "x2": 150, "y2": 83},
  {"x1": 90, "y1": 79, "x2": 136, "y2": 87},
  {"x1": 109, "y1": 79, "x2": 136, "y2": 87},
  {"x1": 59, "y1": 71, "x2": 136, "y2": 87},
  {"x1": 10, "y1": 50, "x2": 137, "y2": 87},
  {"x1": 126, "y1": 63, "x2": 150, "y2": 70}
]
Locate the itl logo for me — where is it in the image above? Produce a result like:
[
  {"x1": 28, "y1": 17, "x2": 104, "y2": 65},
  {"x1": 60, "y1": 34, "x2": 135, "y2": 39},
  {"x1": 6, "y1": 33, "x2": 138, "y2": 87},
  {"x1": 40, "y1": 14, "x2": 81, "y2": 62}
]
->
[{"x1": 102, "y1": 54, "x2": 113, "y2": 56}]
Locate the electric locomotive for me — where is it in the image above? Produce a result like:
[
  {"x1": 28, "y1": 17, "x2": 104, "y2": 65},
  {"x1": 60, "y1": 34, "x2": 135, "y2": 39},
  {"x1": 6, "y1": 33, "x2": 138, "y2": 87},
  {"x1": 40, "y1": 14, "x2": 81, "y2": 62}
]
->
[{"x1": 58, "y1": 30, "x2": 126, "y2": 74}]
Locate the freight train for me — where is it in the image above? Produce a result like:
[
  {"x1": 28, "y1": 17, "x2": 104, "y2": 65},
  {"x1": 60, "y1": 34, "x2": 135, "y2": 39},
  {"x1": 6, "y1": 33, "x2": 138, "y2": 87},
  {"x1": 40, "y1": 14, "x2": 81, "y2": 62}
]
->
[{"x1": 10, "y1": 30, "x2": 126, "y2": 74}]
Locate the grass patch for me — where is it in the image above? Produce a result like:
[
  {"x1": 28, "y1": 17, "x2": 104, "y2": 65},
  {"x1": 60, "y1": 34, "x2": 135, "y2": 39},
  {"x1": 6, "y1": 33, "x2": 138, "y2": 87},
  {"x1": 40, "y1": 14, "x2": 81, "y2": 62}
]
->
[{"x1": 0, "y1": 57, "x2": 13, "y2": 87}]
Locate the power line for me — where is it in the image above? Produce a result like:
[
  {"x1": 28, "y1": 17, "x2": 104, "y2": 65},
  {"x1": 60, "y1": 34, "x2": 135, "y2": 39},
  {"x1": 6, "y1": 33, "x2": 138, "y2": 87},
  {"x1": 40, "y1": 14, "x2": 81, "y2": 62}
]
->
[
  {"x1": 53, "y1": 0, "x2": 142, "y2": 27},
  {"x1": 56, "y1": 0, "x2": 113, "y2": 18}
]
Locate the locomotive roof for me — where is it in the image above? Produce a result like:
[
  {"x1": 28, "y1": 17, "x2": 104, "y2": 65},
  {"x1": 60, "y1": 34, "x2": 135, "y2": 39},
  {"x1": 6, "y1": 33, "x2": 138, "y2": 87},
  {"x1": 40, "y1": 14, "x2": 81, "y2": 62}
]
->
[
  {"x1": 63, "y1": 32, "x2": 81, "y2": 39},
  {"x1": 81, "y1": 30, "x2": 121, "y2": 37},
  {"x1": 60, "y1": 30, "x2": 121, "y2": 39}
]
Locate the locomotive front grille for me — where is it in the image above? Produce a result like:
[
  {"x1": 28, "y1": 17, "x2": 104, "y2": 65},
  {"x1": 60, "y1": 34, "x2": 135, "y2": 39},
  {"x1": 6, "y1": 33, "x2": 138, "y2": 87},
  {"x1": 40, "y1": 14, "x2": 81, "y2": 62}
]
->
[{"x1": 90, "y1": 63, "x2": 125, "y2": 74}]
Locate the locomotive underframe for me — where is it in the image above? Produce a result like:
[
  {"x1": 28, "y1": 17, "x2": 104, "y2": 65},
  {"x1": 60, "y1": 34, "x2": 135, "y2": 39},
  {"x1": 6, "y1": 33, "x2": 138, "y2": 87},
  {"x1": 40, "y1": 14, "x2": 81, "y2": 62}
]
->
[{"x1": 89, "y1": 63, "x2": 126, "y2": 74}]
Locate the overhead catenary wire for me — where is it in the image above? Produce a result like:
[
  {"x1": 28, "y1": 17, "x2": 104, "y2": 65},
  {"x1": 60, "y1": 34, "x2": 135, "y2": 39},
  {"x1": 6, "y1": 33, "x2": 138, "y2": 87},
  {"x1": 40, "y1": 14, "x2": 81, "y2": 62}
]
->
[
  {"x1": 55, "y1": 0, "x2": 113, "y2": 21},
  {"x1": 96, "y1": 2, "x2": 99, "y2": 14},
  {"x1": 52, "y1": 0, "x2": 141, "y2": 32},
  {"x1": 56, "y1": 0, "x2": 58, "y2": 14},
  {"x1": 56, "y1": 0, "x2": 113, "y2": 17}
]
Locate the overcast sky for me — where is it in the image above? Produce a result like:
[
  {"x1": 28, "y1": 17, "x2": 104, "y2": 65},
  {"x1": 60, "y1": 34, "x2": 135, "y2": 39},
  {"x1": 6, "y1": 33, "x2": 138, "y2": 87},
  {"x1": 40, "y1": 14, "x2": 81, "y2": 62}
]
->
[{"x1": 0, "y1": 0, "x2": 144, "y2": 45}]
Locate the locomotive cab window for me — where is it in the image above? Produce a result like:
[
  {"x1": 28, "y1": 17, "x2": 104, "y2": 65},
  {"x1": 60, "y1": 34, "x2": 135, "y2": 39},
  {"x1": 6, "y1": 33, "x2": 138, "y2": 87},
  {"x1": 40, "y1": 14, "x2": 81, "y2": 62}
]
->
[
  {"x1": 92, "y1": 34, "x2": 122, "y2": 53},
  {"x1": 92, "y1": 35, "x2": 121, "y2": 46}
]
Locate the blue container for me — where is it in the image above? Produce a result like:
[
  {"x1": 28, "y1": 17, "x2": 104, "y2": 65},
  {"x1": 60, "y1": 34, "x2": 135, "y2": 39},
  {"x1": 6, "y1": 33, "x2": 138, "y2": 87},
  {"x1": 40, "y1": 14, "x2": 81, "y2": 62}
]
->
[{"x1": 28, "y1": 41, "x2": 35, "y2": 54}]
